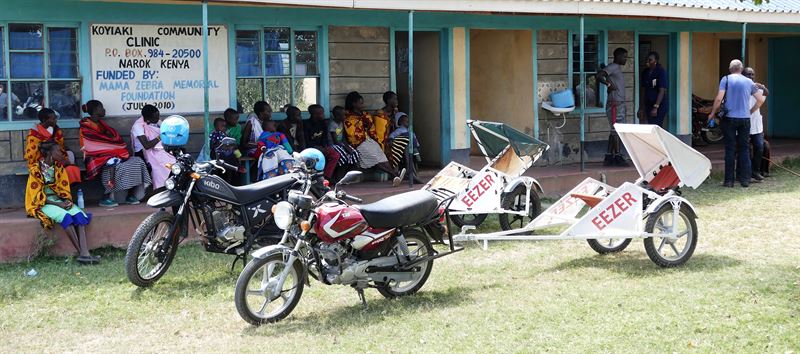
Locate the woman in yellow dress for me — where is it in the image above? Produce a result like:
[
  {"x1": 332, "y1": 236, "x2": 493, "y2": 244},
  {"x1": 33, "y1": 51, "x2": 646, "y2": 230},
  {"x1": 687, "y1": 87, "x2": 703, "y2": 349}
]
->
[
  {"x1": 343, "y1": 91, "x2": 404, "y2": 187},
  {"x1": 26, "y1": 141, "x2": 99, "y2": 264},
  {"x1": 372, "y1": 91, "x2": 398, "y2": 154}
]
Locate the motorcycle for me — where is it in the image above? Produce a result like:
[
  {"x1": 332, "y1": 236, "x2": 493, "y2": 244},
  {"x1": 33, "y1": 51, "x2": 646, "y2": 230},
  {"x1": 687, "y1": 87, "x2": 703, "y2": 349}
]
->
[
  {"x1": 124, "y1": 147, "x2": 327, "y2": 288},
  {"x1": 233, "y1": 170, "x2": 462, "y2": 325},
  {"x1": 692, "y1": 94, "x2": 724, "y2": 145}
]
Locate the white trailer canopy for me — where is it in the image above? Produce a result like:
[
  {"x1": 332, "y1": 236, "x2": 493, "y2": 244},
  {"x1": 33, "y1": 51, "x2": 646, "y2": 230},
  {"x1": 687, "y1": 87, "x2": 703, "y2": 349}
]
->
[{"x1": 614, "y1": 123, "x2": 711, "y2": 189}]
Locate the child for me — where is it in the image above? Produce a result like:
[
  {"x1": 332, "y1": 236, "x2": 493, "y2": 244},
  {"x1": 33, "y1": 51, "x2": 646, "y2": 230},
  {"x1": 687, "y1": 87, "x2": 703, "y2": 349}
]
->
[
  {"x1": 256, "y1": 120, "x2": 294, "y2": 180},
  {"x1": 389, "y1": 112, "x2": 423, "y2": 184},
  {"x1": 328, "y1": 106, "x2": 360, "y2": 168},
  {"x1": 278, "y1": 105, "x2": 305, "y2": 151},
  {"x1": 211, "y1": 117, "x2": 241, "y2": 184},
  {"x1": 223, "y1": 108, "x2": 243, "y2": 147}
]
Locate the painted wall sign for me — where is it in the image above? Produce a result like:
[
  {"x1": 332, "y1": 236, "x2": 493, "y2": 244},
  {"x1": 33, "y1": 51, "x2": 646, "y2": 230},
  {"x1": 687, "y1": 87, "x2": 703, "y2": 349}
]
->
[{"x1": 90, "y1": 24, "x2": 230, "y2": 116}]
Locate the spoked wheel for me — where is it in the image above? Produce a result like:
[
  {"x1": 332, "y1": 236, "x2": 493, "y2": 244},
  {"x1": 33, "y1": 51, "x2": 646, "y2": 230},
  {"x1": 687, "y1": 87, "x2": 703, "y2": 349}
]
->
[
  {"x1": 587, "y1": 237, "x2": 632, "y2": 254},
  {"x1": 376, "y1": 229, "x2": 434, "y2": 298},
  {"x1": 701, "y1": 126, "x2": 724, "y2": 144},
  {"x1": 450, "y1": 213, "x2": 488, "y2": 228},
  {"x1": 499, "y1": 185, "x2": 542, "y2": 231},
  {"x1": 125, "y1": 211, "x2": 180, "y2": 287},
  {"x1": 234, "y1": 253, "x2": 304, "y2": 325},
  {"x1": 643, "y1": 203, "x2": 698, "y2": 267}
]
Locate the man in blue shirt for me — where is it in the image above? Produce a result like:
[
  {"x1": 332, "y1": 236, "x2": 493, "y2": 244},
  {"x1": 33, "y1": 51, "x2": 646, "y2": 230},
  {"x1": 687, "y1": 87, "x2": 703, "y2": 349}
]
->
[{"x1": 708, "y1": 59, "x2": 766, "y2": 188}]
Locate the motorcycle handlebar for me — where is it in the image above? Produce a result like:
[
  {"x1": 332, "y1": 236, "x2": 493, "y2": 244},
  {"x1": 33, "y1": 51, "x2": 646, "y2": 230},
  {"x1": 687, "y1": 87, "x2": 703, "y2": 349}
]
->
[{"x1": 342, "y1": 193, "x2": 363, "y2": 204}]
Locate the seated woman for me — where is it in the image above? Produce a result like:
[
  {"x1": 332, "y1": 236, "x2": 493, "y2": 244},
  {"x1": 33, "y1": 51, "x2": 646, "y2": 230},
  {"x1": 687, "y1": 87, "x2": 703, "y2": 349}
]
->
[
  {"x1": 25, "y1": 108, "x2": 81, "y2": 184},
  {"x1": 328, "y1": 106, "x2": 360, "y2": 169},
  {"x1": 26, "y1": 141, "x2": 98, "y2": 265},
  {"x1": 344, "y1": 91, "x2": 404, "y2": 187},
  {"x1": 242, "y1": 101, "x2": 272, "y2": 157},
  {"x1": 131, "y1": 104, "x2": 176, "y2": 190},
  {"x1": 80, "y1": 100, "x2": 151, "y2": 207},
  {"x1": 373, "y1": 91, "x2": 399, "y2": 154},
  {"x1": 256, "y1": 120, "x2": 294, "y2": 180}
]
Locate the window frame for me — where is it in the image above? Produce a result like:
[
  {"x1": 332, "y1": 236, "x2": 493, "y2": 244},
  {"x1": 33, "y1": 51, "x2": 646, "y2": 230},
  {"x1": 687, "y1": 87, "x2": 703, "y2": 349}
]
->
[
  {"x1": 568, "y1": 30, "x2": 607, "y2": 114},
  {"x1": 0, "y1": 22, "x2": 81, "y2": 124},
  {"x1": 234, "y1": 25, "x2": 321, "y2": 119}
]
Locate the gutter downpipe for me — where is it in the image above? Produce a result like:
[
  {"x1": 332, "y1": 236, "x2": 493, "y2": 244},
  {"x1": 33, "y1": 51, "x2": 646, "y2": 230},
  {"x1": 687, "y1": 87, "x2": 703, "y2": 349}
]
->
[
  {"x1": 202, "y1": 0, "x2": 211, "y2": 160},
  {"x1": 407, "y1": 10, "x2": 415, "y2": 188},
  {"x1": 579, "y1": 15, "x2": 586, "y2": 172}
]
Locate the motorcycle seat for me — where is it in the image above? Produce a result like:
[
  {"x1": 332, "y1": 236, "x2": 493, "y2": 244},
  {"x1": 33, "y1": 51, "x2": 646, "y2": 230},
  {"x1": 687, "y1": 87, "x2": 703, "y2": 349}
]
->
[
  {"x1": 229, "y1": 173, "x2": 298, "y2": 204},
  {"x1": 358, "y1": 190, "x2": 438, "y2": 228}
]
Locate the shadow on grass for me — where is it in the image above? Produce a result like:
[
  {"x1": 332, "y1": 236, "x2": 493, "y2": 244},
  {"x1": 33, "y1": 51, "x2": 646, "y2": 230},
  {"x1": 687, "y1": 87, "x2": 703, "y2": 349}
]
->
[
  {"x1": 544, "y1": 252, "x2": 742, "y2": 278},
  {"x1": 241, "y1": 283, "x2": 493, "y2": 335},
  {"x1": 129, "y1": 272, "x2": 237, "y2": 300}
]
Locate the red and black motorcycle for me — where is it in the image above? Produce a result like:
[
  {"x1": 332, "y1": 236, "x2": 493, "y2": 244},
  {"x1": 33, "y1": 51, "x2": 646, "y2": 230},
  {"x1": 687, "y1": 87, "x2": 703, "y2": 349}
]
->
[{"x1": 233, "y1": 171, "x2": 461, "y2": 325}]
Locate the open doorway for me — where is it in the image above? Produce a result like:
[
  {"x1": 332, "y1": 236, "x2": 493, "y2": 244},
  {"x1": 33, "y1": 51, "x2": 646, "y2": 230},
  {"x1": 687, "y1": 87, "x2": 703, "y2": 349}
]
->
[
  {"x1": 638, "y1": 34, "x2": 674, "y2": 131},
  {"x1": 395, "y1": 31, "x2": 442, "y2": 167},
  {"x1": 719, "y1": 39, "x2": 747, "y2": 78}
]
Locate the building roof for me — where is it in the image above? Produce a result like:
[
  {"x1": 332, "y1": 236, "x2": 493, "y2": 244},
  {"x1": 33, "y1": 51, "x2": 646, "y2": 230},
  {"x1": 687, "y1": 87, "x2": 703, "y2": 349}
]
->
[{"x1": 185, "y1": 0, "x2": 800, "y2": 24}]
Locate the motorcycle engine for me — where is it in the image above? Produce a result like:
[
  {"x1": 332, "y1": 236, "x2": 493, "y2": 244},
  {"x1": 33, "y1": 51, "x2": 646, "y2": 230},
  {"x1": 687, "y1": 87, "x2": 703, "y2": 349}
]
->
[
  {"x1": 209, "y1": 205, "x2": 245, "y2": 244},
  {"x1": 318, "y1": 242, "x2": 359, "y2": 284}
]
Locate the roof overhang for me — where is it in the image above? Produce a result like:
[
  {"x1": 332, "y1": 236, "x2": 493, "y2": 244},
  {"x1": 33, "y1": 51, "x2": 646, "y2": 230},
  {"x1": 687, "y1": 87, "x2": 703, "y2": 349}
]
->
[{"x1": 155, "y1": 0, "x2": 800, "y2": 25}]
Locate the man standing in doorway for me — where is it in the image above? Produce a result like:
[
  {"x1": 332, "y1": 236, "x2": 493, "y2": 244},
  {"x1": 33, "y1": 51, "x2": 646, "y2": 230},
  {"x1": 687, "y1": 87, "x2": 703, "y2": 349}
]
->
[
  {"x1": 709, "y1": 59, "x2": 766, "y2": 188},
  {"x1": 638, "y1": 51, "x2": 668, "y2": 127},
  {"x1": 597, "y1": 47, "x2": 630, "y2": 166}
]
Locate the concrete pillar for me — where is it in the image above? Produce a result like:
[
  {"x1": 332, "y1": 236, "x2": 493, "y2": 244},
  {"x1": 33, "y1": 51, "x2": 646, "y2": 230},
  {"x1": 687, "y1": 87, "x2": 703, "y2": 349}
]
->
[
  {"x1": 451, "y1": 27, "x2": 470, "y2": 163},
  {"x1": 677, "y1": 32, "x2": 692, "y2": 142}
]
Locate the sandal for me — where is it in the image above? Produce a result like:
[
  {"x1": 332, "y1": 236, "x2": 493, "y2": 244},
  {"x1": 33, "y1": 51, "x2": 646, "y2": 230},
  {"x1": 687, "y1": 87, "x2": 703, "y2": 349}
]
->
[{"x1": 77, "y1": 255, "x2": 100, "y2": 265}]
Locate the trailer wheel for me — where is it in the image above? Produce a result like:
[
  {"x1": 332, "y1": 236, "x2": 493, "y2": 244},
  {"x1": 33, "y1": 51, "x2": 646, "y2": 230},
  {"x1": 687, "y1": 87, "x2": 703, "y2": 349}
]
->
[
  {"x1": 499, "y1": 185, "x2": 542, "y2": 231},
  {"x1": 450, "y1": 213, "x2": 488, "y2": 228},
  {"x1": 643, "y1": 203, "x2": 698, "y2": 267},
  {"x1": 586, "y1": 238, "x2": 632, "y2": 254}
]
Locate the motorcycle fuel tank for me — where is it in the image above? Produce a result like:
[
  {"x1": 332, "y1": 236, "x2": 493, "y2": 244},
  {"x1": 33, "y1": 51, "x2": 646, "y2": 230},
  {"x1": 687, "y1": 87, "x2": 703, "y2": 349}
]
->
[{"x1": 314, "y1": 203, "x2": 368, "y2": 243}]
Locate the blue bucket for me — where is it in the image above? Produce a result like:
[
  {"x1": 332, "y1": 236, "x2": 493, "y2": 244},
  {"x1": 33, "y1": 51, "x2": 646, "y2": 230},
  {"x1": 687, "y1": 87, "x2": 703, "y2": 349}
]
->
[{"x1": 550, "y1": 89, "x2": 575, "y2": 108}]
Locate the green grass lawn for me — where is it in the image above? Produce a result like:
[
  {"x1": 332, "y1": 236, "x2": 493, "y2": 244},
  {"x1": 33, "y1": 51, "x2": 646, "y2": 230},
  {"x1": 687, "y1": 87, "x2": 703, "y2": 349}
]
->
[{"x1": 2, "y1": 161, "x2": 799, "y2": 353}]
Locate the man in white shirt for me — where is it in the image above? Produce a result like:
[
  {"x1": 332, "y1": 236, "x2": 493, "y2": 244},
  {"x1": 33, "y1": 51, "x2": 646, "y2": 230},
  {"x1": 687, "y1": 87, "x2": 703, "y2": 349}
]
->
[{"x1": 743, "y1": 67, "x2": 769, "y2": 182}]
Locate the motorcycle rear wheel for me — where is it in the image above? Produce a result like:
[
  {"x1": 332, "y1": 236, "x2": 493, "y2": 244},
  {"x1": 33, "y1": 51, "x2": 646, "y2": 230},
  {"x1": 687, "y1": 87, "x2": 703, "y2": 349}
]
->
[
  {"x1": 701, "y1": 127, "x2": 724, "y2": 144},
  {"x1": 376, "y1": 230, "x2": 434, "y2": 299},
  {"x1": 234, "y1": 253, "x2": 304, "y2": 325},
  {"x1": 124, "y1": 211, "x2": 180, "y2": 287},
  {"x1": 450, "y1": 213, "x2": 488, "y2": 228}
]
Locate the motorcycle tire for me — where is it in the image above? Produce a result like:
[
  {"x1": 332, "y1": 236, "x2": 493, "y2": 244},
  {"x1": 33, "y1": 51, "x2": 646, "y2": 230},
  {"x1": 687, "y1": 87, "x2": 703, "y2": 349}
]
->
[
  {"x1": 376, "y1": 229, "x2": 434, "y2": 299},
  {"x1": 234, "y1": 253, "x2": 305, "y2": 325},
  {"x1": 125, "y1": 211, "x2": 180, "y2": 288},
  {"x1": 499, "y1": 185, "x2": 542, "y2": 232},
  {"x1": 450, "y1": 213, "x2": 488, "y2": 228},
  {"x1": 701, "y1": 127, "x2": 724, "y2": 144}
]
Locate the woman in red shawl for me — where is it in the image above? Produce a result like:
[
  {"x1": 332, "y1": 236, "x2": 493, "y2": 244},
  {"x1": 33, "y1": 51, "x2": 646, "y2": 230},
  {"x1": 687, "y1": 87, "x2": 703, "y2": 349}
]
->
[
  {"x1": 24, "y1": 108, "x2": 81, "y2": 184},
  {"x1": 79, "y1": 100, "x2": 151, "y2": 208}
]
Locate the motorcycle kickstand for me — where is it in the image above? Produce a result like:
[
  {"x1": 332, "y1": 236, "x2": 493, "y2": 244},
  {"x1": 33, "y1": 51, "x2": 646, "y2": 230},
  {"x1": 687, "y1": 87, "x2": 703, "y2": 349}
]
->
[
  {"x1": 229, "y1": 254, "x2": 246, "y2": 272},
  {"x1": 355, "y1": 287, "x2": 368, "y2": 309}
]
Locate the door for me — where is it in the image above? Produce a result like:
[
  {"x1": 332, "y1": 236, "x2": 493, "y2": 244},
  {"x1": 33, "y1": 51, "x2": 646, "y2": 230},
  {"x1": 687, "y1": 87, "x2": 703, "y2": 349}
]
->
[
  {"x1": 638, "y1": 34, "x2": 676, "y2": 132},
  {"x1": 395, "y1": 31, "x2": 442, "y2": 166},
  {"x1": 768, "y1": 37, "x2": 800, "y2": 138}
]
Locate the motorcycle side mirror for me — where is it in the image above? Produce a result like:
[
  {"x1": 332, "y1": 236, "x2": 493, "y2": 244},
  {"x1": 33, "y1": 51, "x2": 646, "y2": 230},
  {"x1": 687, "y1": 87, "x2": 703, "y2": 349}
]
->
[{"x1": 337, "y1": 171, "x2": 363, "y2": 186}]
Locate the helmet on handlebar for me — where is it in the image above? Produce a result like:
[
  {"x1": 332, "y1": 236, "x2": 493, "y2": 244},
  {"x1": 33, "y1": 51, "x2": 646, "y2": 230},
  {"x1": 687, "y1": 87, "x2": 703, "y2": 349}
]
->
[
  {"x1": 160, "y1": 115, "x2": 190, "y2": 147},
  {"x1": 299, "y1": 148, "x2": 325, "y2": 172}
]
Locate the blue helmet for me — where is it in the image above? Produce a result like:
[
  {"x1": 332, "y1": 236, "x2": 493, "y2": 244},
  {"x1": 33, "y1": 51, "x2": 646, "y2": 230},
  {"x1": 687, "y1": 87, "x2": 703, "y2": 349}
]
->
[
  {"x1": 160, "y1": 115, "x2": 190, "y2": 147},
  {"x1": 299, "y1": 148, "x2": 325, "y2": 171}
]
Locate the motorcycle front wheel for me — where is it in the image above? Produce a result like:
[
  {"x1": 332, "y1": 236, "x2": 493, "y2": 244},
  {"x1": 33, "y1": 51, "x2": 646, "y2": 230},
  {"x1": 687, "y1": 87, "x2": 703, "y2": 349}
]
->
[
  {"x1": 234, "y1": 253, "x2": 304, "y2": 325},
  {"x1": 376, "y1": 229, "x2": 434, "y2": 299},
  {"x1": 124, "y1": 211, "x2": 180, "y2": 287}
]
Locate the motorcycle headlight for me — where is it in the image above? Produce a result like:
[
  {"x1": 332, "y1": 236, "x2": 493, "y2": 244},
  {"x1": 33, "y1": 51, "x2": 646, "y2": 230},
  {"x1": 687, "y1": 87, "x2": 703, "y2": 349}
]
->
[
  {"x1": 171, "y1": 164, "x2": 183, "y2": 175},
  {"x1": 272, "y1": 201, "x2": 295, "y2": 230},
  {"x1": 165, "y1": 178, "x2": 176, "y2": 190}
]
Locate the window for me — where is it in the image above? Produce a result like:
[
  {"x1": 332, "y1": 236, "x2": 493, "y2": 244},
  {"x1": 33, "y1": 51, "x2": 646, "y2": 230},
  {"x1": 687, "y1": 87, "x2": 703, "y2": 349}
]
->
[
  {"x1": 571, "y1": 32, "x2": 603, "y2": 109},
  {"x1": 235, "y1": 27, "x2": 319, "y2": 114},
  {"x1": 1, "y1": 24, "x2": 81, "y2": 121}
]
